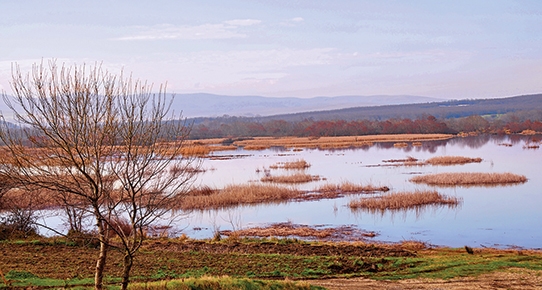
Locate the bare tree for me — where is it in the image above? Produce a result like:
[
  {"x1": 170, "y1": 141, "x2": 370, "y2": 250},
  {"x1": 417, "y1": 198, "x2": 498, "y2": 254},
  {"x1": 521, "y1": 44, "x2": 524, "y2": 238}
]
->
[{"x1": 0, "y1": 60, "x2": 199, "y2": 290}]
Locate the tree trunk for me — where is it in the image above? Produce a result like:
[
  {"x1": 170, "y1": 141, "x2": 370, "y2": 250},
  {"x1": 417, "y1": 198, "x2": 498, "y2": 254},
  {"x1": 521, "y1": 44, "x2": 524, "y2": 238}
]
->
[
  {"x1": 121, "y1": 253, "x2": 134, "y2": 290},
  {"x1": 94, "y1": 219, "x2": 108, "y2": 290}
]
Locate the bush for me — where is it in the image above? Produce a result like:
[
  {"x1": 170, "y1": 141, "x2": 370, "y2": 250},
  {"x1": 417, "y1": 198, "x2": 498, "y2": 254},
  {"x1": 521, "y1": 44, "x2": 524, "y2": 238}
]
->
[{"x1": 0, "y1": 208, "x2": 39, "y2": 240}]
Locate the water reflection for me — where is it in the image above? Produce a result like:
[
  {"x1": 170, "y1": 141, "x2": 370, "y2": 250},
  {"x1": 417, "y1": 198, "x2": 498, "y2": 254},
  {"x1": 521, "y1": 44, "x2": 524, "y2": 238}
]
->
[
  {"x1": 24, "y1": 135, "x2": 542, "y2": 249},
  {"x1": 351, "y1": 202, "x2": 462, "y2": 222}
]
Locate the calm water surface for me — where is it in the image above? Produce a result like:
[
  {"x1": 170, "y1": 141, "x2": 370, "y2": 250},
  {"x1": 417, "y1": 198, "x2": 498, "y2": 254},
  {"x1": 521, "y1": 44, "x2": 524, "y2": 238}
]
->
[{"x1": 183, "y1": 135, "x2": 542, "y2": 249}]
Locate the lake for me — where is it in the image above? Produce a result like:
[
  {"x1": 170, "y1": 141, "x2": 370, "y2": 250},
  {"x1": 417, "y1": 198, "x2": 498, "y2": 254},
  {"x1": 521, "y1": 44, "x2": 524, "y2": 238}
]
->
[{"x1": 182, "y1": 134, "x2": 541, "y2": 249}]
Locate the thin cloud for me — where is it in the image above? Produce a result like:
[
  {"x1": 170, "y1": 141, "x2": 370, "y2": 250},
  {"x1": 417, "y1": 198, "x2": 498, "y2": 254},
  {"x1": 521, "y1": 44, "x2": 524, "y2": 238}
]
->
[
  {"x1": 116, "y1": 19, "x2": 262, "y2": 41},
  {"x1": 280, "y1": 17, "x2": 305, "y2": 26},
  {"x1": 223, "y1": 19, "x2": 262, "y2": 26}
]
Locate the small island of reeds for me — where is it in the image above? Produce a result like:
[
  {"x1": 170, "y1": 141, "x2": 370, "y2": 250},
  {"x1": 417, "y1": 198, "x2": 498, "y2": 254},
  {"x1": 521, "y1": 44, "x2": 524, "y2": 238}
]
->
[
  {"x1": 410, "y1": 172, "x2": 527, "y2": 186},
  {"x1": 348, "y1": 190, "x2": 461, "y2": 210}
]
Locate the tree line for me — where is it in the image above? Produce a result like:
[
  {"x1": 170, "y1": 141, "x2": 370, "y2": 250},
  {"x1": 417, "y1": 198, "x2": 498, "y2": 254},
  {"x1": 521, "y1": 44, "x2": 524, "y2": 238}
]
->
[{"x1": 189, "y1": 113, "x2": 542, "y2": 139}]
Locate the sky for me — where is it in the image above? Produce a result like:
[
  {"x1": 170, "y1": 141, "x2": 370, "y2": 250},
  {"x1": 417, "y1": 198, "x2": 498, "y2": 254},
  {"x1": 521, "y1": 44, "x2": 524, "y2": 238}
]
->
[{"x1": 1, "y1": 0, "x2": 542, "y2": 99}]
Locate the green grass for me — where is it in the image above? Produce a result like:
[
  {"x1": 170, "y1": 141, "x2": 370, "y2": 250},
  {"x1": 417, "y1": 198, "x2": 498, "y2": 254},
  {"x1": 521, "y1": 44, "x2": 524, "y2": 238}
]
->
[
  {"x1": 128, "y1": 276, "x2": 325, "y2": 290},
  {"x1": 374, "y1": 250, "x2": 542, "y2": 280},
  {"x1": 3, "y1": 270, "x2": 98, "y2": 288}
]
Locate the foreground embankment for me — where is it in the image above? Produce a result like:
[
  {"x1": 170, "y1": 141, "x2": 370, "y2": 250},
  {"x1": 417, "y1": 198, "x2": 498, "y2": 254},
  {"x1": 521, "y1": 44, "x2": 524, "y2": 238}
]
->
[{"x1": 1, "y1": 237, "x2": 541, "y2": 289}]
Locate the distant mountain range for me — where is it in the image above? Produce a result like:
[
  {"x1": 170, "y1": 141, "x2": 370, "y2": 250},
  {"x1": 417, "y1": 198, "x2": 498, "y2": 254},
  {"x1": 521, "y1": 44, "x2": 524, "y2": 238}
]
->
[{"x1": 171, "y1": 93, "x2": 444, "y2": 118}]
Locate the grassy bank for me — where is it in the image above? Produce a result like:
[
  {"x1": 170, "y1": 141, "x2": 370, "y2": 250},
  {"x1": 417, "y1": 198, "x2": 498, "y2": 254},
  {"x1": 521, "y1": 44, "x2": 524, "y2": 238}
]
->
[{"x1": 0, "y1": 238, "x2": 541, "y2": 289}]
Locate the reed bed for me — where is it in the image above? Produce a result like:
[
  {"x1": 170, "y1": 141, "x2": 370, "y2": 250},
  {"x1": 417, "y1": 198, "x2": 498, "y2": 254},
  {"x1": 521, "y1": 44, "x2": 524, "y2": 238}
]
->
[
  {"x1": 412, "y1": 141, "x2": 423, "y2": 146},
  {"x1": 393, "y1": 142, "x2": 409, "y2": 148},
  {"x1": 179, "y1": 184, "x2": 304, "y2": 210},
  {"x1": 316, "y1": 182, "x2": 389, "y2": 197},
  {"x1": 425, "y1": 156, "x2": 482, "y2": 166},
  {"x1": 232, "y1": 134, "x2": 453, "y2": 149},
  {"x1": 269, "y1": 159, "x2": 311, "y2": 170},
  {"x1": 185, "y1": 138, "x2": 231, "y2": 145},
  {"x1": 222, "y1": 222, "x2": 336, "y2": 239},
  {"x1": 410, "y1": 172, "x2": 528, "y2": 186},
  {"x1": 221, "y1": 222, "x2": 377, "y2": 240},
  {"x1": 383, "y1": 156, "x2": 418, "y2": 163},
  {"x1": 180, "y1": 145, "x2": 211, "y2": 156},
  {"x1": 349, "y1": 190, "x2": 461, "y2": 210},
  {"x1": 243, "y1": 144, "x2": 271, "y2": 150},
  {"x1": 261, "y1": 173, "x2": 321, "y2": 184}
]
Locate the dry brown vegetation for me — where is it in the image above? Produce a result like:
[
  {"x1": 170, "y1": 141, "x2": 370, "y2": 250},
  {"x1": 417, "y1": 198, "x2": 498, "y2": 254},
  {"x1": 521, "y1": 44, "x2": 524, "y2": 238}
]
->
[
  {"x1": 180, "y1": 144, "x2": 239, "y2": 156},
  {"x1": 393, "y1": 142, "x2": 409, "y2": 147},
  {"x1": 410, "y1": 172, "x2": 528, "y2": 186},
  {"x1": 179, "y1": 181, "x2": 394, "y2": 210},
  {"x1": 383, "y1": 156, "x2": 419, "y2": 163},
  {"x1": 232, "y1": 134, "x2": 453, "y2": 149},
  {"x1": 425, "y1": 156, "x2": 482, "y2": 165},
  {"x1": 315, "y1": 182, "x2": 390, "y2": 198},
  {"x1": 269, "y1": 159, "x2": 311, "y2": 170},
  {"x1": 221, "y1": 222, "x2": 377, "y2": 240},
  {"x1": 179, "y1": 184, "x2": 304, "y2": 210},
  {"x1": 349, "y1": 190, "x2": 461, "y2": 210},
  {"x1": 380, "y1": 156, "x2": 483, "y2": 167},
  {"x1": 243, "y1": 144, "x2": 271, "y2": 150},
  {"x1": 261, "y1": 173, "x2": 321, "y2": 184}
]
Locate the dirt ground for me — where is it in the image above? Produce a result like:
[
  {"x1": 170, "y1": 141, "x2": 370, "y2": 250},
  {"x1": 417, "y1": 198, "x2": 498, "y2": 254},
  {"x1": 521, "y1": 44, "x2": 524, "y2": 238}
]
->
[
  {"x1": 1, "y1": 239, "x2": 542, "y2": 289},
  {"x1": 310, "y1": 268, "x2": 542, "y2": 289}
]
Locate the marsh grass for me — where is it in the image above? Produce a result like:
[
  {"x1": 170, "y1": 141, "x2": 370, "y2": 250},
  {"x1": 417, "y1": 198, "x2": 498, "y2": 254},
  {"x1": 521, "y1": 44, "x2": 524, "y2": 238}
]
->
[
  {"x1": 410, "y1": 172, "x2": 527, "y2": 186},
  {"x1": 243, "y1": 145, "x2": 271, "y2": 150},
  {"x1": 233, "y1": 134, "x2": 453, "y2": 149},
  {"x1": 393, "y1": 142, "x2": 409, "y2": 148},
  {"x1": 269, "y1": 159, "x2": 311, "y2": 170},
  {"x1": 349, "y1": 190, "x2": 461, "y2": 210},
  {"x1": 316, "y1": 182, "x2": 389, "y2": 198},
  {"x1": 378, "y1": 155, "x2": 483, "y2": 167},
  {"x1": 221, "y1": 222, "x2": 377, "y2": 240},
  {"x1": 222, "y1": 222, "x2": 337, "y2": 239},
  {"x1": 261, "y1": 173, "x2": 321, "y2": 184},
  {"x1": 425, "y1": 156, "x2": 482, "y2": 166},
  {"x1": 180, "y1": 145, "x2": 211, "y2": 156},
  {"x1": 383, "y1": 156, "x2": 419, "y2": 163},
  {"x1": 179, "y1": 184, "x2": 304, "y2": 210}
]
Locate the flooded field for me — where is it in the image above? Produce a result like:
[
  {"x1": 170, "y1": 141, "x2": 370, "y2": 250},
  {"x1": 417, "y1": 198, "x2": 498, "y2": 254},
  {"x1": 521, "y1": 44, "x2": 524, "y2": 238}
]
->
[{"x1": 183, "y1": 134, "x2": 541, "y2": 249}]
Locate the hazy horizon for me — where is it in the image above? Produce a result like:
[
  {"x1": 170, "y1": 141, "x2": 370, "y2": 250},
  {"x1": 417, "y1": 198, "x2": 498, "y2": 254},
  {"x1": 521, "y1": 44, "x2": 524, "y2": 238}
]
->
[{"x1": 2, "y1": 1, "x2": 542, "y2": 99}]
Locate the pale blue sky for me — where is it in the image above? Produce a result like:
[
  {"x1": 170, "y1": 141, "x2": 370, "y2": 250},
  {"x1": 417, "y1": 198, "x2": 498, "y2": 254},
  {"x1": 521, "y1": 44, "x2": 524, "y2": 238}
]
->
[{"x1": 2, "y1": 0, "x2": 542, "y2": 99}]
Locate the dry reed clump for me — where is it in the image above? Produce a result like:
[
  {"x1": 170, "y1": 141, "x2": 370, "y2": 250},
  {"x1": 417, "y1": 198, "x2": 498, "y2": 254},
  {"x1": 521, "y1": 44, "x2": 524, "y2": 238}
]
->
[
  {"x1": 243, "y1": 144, "x2": 271, "y2": 150},
  {"x1": 521, "y1": 129, "x2": 537, "y2": 135},
  {"x1": 410, "y1": 172, "x2": 528, "y2": 186},
  {"x1": 207, "y1": 145, "x2": 239, "y2": 151},
  {"x1": 222, "y1": 222, "x2": 336, "y2": 239},
  {"x1": 383, "y1": 156, "x2": 418, "y2": 163},
  {"x1": 269, "y1": 159, "x2": 311, "y2": 170},
  {"x1": 349, "y1": 190, "x2": 461, "y2": 210},
  {"x1": 179, "y1": 184, "x2": 303, "y2": 210},
  {"x1": 180, "y1": 145, "x2": 211, "y2": 156},
  {"x1": 186, "y1": 185, "x2": 217, "y2": 196},
  {"x1": 221, "y1": 222, "x2": 377, "y2": 240},
  {"x1": 232, "y1": 134, "x2": 453, "y2": 150},
  {"x1": 393, "y1": 142, "x2": 409, "y2": 148},
  {"x1": 316, "y1": 182, "x2": 389, "y2": 198},
  {"x1": 261, "y1": 173, "x2": 321, "y2": 184},
  {"x1": 425, "y1": 156, "x2": 482, "y2": 166}
]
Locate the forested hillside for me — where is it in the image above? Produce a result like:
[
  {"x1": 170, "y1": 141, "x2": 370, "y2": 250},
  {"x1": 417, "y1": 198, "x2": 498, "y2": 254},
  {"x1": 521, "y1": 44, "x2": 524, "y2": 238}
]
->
[
  {"x1": 189, "y1": 94, "x2": 542, "y2": 139},
  {"x1": 256, "y1": 94, "x2": 542, "y2": 122}
]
